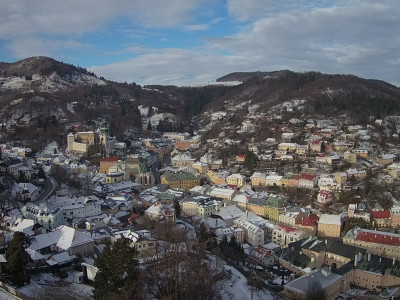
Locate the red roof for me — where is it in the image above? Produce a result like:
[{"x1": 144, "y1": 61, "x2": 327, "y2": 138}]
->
[
  {"x1": 300, "y1": 174, "x2": 315, "y2": 181},
  {"x1": 300, "y1": 214, "x2": 319, "y2": 226},
  {"x1": 101, "y1": 157, "x2": 119, "y2": 162},
  {"x1": 371, "y1": 211, "x2": 391, "y2": 219},
  {"x1": 356, "y1": 231, "x2": 400, "y2": 246}
]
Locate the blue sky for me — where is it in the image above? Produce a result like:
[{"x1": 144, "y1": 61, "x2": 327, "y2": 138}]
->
[{"x1": 0, "y1": 0, "x2": 399, "y2": 86}]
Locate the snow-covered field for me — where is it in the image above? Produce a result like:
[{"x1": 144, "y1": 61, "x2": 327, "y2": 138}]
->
[{"x1": 220, "y1": 265, "x2": 274, "y2": 300}]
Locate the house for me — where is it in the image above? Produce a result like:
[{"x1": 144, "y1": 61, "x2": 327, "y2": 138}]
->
[
  {"x1": 391, "y1": 206, "x2": 400, "y2": 227},
  {"x1": 283, "y1": 267, "x2": 344, "y2": 300},
  {"x1": 317, "y1": 190, "x2": 333, "y2": 205},
  {"x1": 171, "y1": 152, "x2": 196, "y2": 167},
  {"x1": 334, "y1": 172, "x2": 347, "y2": 184},
  {"x1": 12, "y1": 183, "x2": 40, "y2": 201},
  {"x1": 279, "y1": 211, "x2": 306, "y2": 227},
  {"x1": 377, "y1": 154, "x2": 396, "y2": 165},
  {"x1": 226, "y1": 173, "x2": 246, "y2": 188},
  {"x1": 212, "y1": 204, "x2": 244, "y2": 226},
  {"x1": 21, "y1": 203, "x2": 64, "y2": 231},
  {"x1": 233, "y1": 217, "x2": 264, "y2": 247},
  {"x1": 28, "y1": 225, "x2": 95, "y2": 256},
  {"x1": 99, "y1": 157, "x2": 119, "y2": 174},
  {"x1": 298, "y1": 174, "x2": 316, "y2": 188},
  {"x1": 145, "y1": 202, "x2": 175, "y2": 222},
  {"x1": 343, "y1": 151, "x2": 357, "y2": 164},
  {"x1": 249, "y1": 246, "x2": 275, "y2": 267},
  {"x1": 371, "y1": 210, "x2": 391, "y2": 228},
  {"x1": 236, "y1": 154, "x2": 246, "y2": 163},
  {"x1": 387, "y1": 163, "x2": 400, "y2": 178},
  {"x1": 317, "y1": 214, "x2": 343, "y2": 238},
  {"x1": 250, "y1": 172, "x2": 267, "y2": 186},
  {"x1": 297, "y1": 214, "x2": 319, "y2": 234},
  {"x1": 265, "y1": 174, "x2": 282, "y2": 186},
  {"x1": 272, "y1": 225, "x2": 306, "y2": 247}
]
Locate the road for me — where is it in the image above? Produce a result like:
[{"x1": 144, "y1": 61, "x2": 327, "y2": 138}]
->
[{"x1": 33, "y1": 176, "x2": 56, "y2": 202}]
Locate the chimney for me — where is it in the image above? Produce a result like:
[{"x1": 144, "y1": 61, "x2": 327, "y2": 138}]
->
[
  {"x1": 368, "y1": 253, "x2": 371, "y2": 262},
  {"x1": 393, "y1": 258, "x2": 396, "y2": 266},
  {"x1": 379, "y1": 257, "x2": 382, "y2": 263}
]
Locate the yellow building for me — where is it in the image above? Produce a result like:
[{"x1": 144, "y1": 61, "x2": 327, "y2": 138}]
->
[
  {"x1": 226, "y1": 173, "x2": 246, "y2": 187},
  {"x1": 250, "y1": 172, "x2": 267, "y2": 186},
  {"x1": 317, "y1": 214, "x2": 342, "y2": 238}
]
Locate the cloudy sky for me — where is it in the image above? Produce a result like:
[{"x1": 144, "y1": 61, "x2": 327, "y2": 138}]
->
[{"x1": 0, "y1": 0, "x2": 399, "y2": 86}]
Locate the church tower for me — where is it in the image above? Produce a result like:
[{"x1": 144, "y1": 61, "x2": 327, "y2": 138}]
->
[
  {"x1": 67, "y1": 132, "x2": 75, "y2": 152},
  {"x1": 99, "y1": 119, "x2": 110, "y2": 155}
]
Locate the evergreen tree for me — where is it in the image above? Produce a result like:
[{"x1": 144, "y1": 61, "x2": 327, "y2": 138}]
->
[
  {"x1": 93, "y1": 238, "x2": 140, "y2": 300},
  {"x1": 37, "y1": 166, "x2": 45, "y2": 179},
  {"x1": 6, "y1": 232, "x2": 30, "y2": 286},
  {"x1": 174, "y1": 199, "x2": 181, "y2": 218},
  {"x1": 18, "y1": 171, "x2": 26, "y2": 183}
]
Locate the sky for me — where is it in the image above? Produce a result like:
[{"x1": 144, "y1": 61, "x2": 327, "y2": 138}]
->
[{"x1": 0, "y1": 0, "x2": 399, "y2": 87}]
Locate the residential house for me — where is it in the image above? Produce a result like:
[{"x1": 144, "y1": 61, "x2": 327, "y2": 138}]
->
[
  {"x1": 249, "y1": 246, "x2": 275, "y2": 267},
  {"x1": 272, "y1": 225, "x2": 306, "y2": 247},
  {"x1": 371, "y1": 210, "x2": 391, "y2": 228},
  {"x1": 295, "y1": 144, "x2": 309, "y2": 156},
  {"x1": 278, "y1": 143, "x2": 297, "y2": 152},
  {"x1": 298, "y1": 174, "x2": 316, "y2": 188},
  {"x1": 283, "y1": 267, "x2": 344, "y2": 300},
  {"x1": 279, "y1": 211, "x2": 306, "y2": 227},
  {"x1": 234, "y1": 217, "x2": 264, "y2": 247},
  {"x1": 297, "y1": 214, "x2": 319, "y2": 235},
  {"x1": 265, "y1": 174, "x2": 282, "y2": 186},
  {"x1": 145, "y1": 202, "x2": 175, "y2": 222},
  {"x1": 377, "y1": 154, "x2": 396, "y2": 165},
  {"x1": 226, "y1": 173, "x2": 246, "y2": 188},
  {"x1": 212, "y1": 204, "x2": 244, "y2": 227},
  {"x1": 28, "y1": 225, "x2": 95, "y2": 256},
  {"x1": 343, "y1": 151, "x2": 357, "y2": 164},
  {"x1": 265, "y1": 196, "x2": 285, "y2": 222},
  {"x1": 391, "y1": 206, "x2": 400, "y2": 227},
  {"x1": 317, "y1": 190, "x2": 333, "y2": 205},
  {"x1": 387, "y1": 163, "x2": 400, "y2": 178},
  {"x1": 334, "y1": 172, "x2": 347, "y2": 184},
  {"x1": 250, "y1": 172, "x2": 267, "y2": 186},
  {"x1": 99, "y1": 157, "x2": 119, "y2": 174},
  {"x1": 21, "y1": 203, "x2": 64, "y2": 231},
  {"x1": 318, "y1": 214, "x2": 343, "y2": 238},
  {"x1": 171, "y1": 152, "x2": 196, "y2": 167}
]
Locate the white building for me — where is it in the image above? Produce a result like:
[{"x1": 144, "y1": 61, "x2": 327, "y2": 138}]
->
[
  {"x1": 234, "y1": 217, "x2": 264, "y2": 246},
  {"x1": 272, "y1": 224, "x2": 306, "y2": 247}
]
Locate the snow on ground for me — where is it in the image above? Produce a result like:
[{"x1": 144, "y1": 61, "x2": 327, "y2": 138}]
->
[
  {"x1": 220, "y1": 265, "x2": 274, "y2": 300},
  {"x1": 0, "y1": 288, "x2": 20, "y2": 300}
]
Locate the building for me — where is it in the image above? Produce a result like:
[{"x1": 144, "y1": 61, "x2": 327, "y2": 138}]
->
[
  {"x1": 283, "y1": 267, "x2": 344, "y2": 300},
  {"x1": 21, "y1": 203, "x2": 64, "y2": 231},
  {"x1": 100, "y1": 157, "x2": 119, "y2": 174},
  {"x1": 250, "y1": 172, "x2": 267, "y2": 186},
  {"x1": 145, "y1": 202, "x2": 175, "y2": 222},
  {"x1": 298, "y1": 174, "x2": 316, "y2": 188},
  {"x1": 226, "y1": 173, "x2": 246, "y2": 188},
  {"x1": 171, "y1": 152, "x2": 196, "y2": 167},
  {"x1": 161, "y1": 171, "x2": 200, "y2": 190},
  {"x1": 317, "y1": 214, "x2": 343, "y2": 238},
  {"x1": 317, "y1": 190, "x2": 333, "y2": 205},
  {"x1": 343, "y1": 227, "x2": 400, "y2": 259},
  {"x1": 265, "y1": 174, "x2": 282, "y2": 186},
  {"x1": 28, "y1": 225, "x2": 95, "y2": 256},
  {"x1": 371, "y1": 210, "x2": 391, "y2": 228},
  {"x1": 272, "y1": 225, "x2": 306, "y2": 247},
  {"x1": 391, "y1": 206, "x2": 400, "y2": 227},
  {"x1": 343, "y1": 151, "x2": 357, "y2": 164},
  {"x1": 234, "y1": 217, "x2": 264, "y2": 247},
  {"x1": 67, "y1": 131, "x2": 95, "y2": 153}
]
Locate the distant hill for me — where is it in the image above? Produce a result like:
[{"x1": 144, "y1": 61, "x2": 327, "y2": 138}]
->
[
  {"x1": 1, "y1": 56, "x2": 400, "y2": 150},
  {"x1": 216, "y1": 71, "x2": 290, "y2": 82}
]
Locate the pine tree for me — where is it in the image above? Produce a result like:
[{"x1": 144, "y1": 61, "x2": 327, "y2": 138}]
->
[
  {"x1": 6, "y1": 232, "x2": 30, "y2": 287},
  {"x1": 174, "y1": 199, "x2": 181, "y2": 218},
  {"x1": 93, "y1": 238, "x2": 140, "y2": 300},
  {"x1": 38, "y1": 166, "x2": 45, "y2": 179}
]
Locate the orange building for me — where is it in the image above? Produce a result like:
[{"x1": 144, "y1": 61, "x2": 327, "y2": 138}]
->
[{"x1": 100, "y1": 157, "x2": 119, "y2": 174}]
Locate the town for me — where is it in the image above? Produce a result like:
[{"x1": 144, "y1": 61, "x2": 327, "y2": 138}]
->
[{"x1": 1, "y1": 92, "x2": 400, "y2": 300}]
